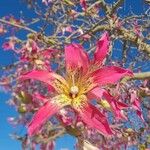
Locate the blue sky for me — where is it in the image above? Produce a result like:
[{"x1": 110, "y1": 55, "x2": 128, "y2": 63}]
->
[{"x1": 0, "y1": 0, "x2": 149, "y2": 150}]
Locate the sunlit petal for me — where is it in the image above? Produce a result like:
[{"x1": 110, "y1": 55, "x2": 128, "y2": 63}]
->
[
  {"x1": 65, "y1": 43, "x2": 89, "y2": 72},
  {"x1": 92, "y1": 66, "x2": 133, "y2": 86}
]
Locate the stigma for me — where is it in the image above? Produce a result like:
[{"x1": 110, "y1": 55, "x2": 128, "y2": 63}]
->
[{"x1": 70, "y1": 86, "x2": 79, "y2": 95}]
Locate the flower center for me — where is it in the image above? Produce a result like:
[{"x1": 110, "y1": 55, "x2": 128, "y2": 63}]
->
[{"x1": 70, "y1": 86, "x2": 79, "y2": 95}]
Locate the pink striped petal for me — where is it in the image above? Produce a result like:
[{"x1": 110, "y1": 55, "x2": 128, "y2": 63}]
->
[
  {"x1": 19, "y1": 70, "x2": 54, "y2": 84},
  {"x1": 92, "y1": 66, "x2": 133, "y2": 86},
  {"x1": 79, "y1": 103, "x2": 113, "y2": 136},
  {"x1": 65, "y1": 44, "x2": 89, "y2": 72},
  {"x1": 94, "y1": 32, "x2": 109, "y2": 65},
  {"x1": 28, "y1": 101, "x2": 60, "y2": 136},
  {"x1": 19, "y1": 70, "x2": 65, "y2": 91}
]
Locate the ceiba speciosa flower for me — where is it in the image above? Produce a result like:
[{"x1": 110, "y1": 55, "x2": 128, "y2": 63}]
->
[{"x1": 20, "y1": 32, "x2": 133, "y2": 136}]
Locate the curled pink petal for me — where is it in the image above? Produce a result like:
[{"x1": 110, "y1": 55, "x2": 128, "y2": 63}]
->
[
  {"x1": 88, "y1": 88, "x2": 128, "y2": 120},
  {"x1": 94, "y1": 32, "x2": 109, "y2": 65},
  {"x1": 92, "y1": 66, "x2": 133, "y2": 86},
  {"x1": 103, "y1": 91, "x2": 128, "y2": 120},
  {"x1": 65, "y1": 43, "x2": 89, "y2": 72},
  {"x1": 79, "y1": 103, "x2": 113, "y2": 136}
]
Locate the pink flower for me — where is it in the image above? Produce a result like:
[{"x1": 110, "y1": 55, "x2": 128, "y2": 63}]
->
[
  {"x1": 62, "y1": 26, "x2": 73, "y2": 34},
  {"x1": 80, "y1": 0, "x2": 87, "y2": 11},
  {"x1": 2, "y1": 38, "x2": 16, "y2": 51},
  {"x1": 20, "y1": 39, "x2": 55, "y2": 70},
  {"x1": 19, "y1": 32, "x2": 133, "y2": 136},
  {"x1": 65, "y1": 26, "x2": 73, "y2": 33}
]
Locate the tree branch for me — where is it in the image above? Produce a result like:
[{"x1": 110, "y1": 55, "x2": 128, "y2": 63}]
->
[
  {"x1": 121, "y1": 72, "x2": 150, "y2": 83},
  {"x1": 92, "y1": 25, "x2": 150, "y2": 54},
  {"x1": 0, "y1": 18, "x2": 37, "y2": 34},
  {"x1": 110, "y1": 0, "x2": 124, "y2": 15}
]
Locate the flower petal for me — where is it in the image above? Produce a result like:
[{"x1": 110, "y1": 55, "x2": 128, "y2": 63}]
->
[
  {"x1": 87, "y1": 87, "x2": 105, "y2": 100},
  {"x1": 65, "y1": 43, "x2": 89, "y2": 72},
  {"x1": 19, "y1": 70, "x2": 67, "y2": 92},
  {"x1": 79, "y1": 103, "x2": 113, "y2": 136},
  {"x1": 19, "y1": 70, "x2": 54, "y2": 84},
  {"x1": 28, "y1": 101, "x2": 59, "y2": 136},
  {"x1": 116, "y1": 101, "x2": 128, "y2": 109},
  {"x1": 33, "y1": 93, "x2": 49, "y2": 103},
  {"x1": 103, "y1": 91, "x2": 128, "y2": 120},
  {"x1": 88, "y1": 88, "x2": 128, "y2": 120},
  {"x1": 92, "y1": 66, "x2": 133, "y2": 86},
  {"x1": 28, "y1": 94, "x2": 70, "y2": 136},
  {"x1": 94, "y1": 32, "x2": 109, "y2": 65}
]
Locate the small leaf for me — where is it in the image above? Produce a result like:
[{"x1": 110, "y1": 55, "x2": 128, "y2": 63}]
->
[
  {"x1": 17, "y1": 91, "x2": 32, "y2": 104},
  {"x1": 18, "y1": 104, "x2": 27, "y2": 113},
  {"x1": 139, "y1": 144, "x2": 146, "y2": 150}
]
